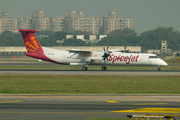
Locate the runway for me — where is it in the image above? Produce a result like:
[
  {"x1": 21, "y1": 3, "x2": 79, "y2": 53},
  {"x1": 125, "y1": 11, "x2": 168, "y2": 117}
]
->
[
  {"x1": 0, "y1": 62, "x2": 180, "y2": 66},
  {"x1": 0, "y1": 95, "x2": 180, "y2": 120},
  {"x1": 0, "y1": 69, "x2": 180, "y2": 76},
  {"x1": 0, "y1": 62, "x2": 179, "y2": 76}
]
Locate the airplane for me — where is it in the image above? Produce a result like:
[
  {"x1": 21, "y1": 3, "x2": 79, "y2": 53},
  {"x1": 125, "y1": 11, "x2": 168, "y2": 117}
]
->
[{"x1": 19, "y1": 29, "x2": 168, "y2": 71}]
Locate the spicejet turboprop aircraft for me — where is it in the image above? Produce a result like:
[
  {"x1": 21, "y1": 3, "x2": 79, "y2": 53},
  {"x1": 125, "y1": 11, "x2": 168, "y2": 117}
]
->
[{"x1": 19, "y1": 29, "x2": 168, "y2": 71}]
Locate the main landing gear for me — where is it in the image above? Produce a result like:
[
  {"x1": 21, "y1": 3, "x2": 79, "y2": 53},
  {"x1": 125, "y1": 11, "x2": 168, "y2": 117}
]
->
[
  {"x1": 82, "y1": 62, "x2": 89, "y2": 71},
  {"x1": 82, "y1": 65, "x2": 107, "y2": 71},
  {"x1": 157, "y1": 66, "x2": 161, "y2": 71},
  {"x1": 82, "y1": 62, "x2": 108, "y2": 71}
]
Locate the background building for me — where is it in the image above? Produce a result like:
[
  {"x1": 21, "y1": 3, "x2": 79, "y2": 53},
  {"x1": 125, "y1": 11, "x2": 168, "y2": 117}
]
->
[
  {"x1": 147, "y1": 40, "x2": 171, "y2": 54},
  {"x1": 103, "y1": 11, "x2": 133, "y2": 34},
  {"x1": 0, "y1": 12, "x2": 17, "y2": 34},
  {"x1": 49, "y1": 17, "x2": 64, "y2": 31},
  {"x1": 161, "y1": 40, "x2": 167, "y2": 52},
  {"x1": 64, "y1": 10, "x2": 103, "y2": 34},
  {"x1": 0, "y1": 11, "x2": 133, "y2": 35}
]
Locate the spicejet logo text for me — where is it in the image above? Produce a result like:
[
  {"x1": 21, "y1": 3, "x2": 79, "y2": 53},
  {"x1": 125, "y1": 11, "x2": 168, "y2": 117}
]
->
[{"x1": 108, "y1": 54, "x2": 139, "y2": 64}]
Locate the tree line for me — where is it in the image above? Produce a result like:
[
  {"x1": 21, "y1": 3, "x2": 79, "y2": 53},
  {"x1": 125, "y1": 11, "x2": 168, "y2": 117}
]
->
[{"x1": 0, "y1": 27, "x2": 179, "y2": 52}]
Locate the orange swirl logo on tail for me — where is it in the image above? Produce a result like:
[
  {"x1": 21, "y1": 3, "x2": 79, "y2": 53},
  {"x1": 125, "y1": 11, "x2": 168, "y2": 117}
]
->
[
  {"x1": 30, "y1": 36, "x2": 35, "y2": 41},
  {"x1": 26, "y1": 36, "x2": 39, "y2": 52}
]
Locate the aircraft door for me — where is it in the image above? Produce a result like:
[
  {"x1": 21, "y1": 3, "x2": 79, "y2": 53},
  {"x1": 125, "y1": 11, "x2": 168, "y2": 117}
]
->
[{"x1": 62, "y1": 55, "x2": 67, "y2": 63}]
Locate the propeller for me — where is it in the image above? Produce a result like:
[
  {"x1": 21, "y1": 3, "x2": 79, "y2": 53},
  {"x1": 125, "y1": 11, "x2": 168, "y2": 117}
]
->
[
  {"x1": 102, "y1": 45, "x2": 111, "y2": 65},
  {"x1": 121, "y1": 45, "x2": 129, "y2": 53}
]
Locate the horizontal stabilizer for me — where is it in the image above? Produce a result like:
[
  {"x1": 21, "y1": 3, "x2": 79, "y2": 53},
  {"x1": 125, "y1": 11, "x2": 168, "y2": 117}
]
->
[{"x1": 19, "y1": 29, "x2": 36, "y2": 33}]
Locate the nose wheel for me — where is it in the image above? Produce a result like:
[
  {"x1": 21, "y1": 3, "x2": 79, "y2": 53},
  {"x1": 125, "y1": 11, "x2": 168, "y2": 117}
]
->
[
  {"x1": 157, "y1": 66, "x2": 161, "y2": 71},
  {"x1": 101, "y1": 66, "x2": 107, "y2": 71},
  {"x1": 82, "y1": 66, "x2": 87, "y2": 71}
]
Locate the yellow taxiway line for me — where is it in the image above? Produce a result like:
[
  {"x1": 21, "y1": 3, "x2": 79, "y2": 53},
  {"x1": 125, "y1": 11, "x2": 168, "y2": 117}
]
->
[
  {"x1": 111, "y1": 108, "x2": 180, "y2": 113},
  {"x1": 0, "y1": 101, "x2": 22, "y2": 103},
  {"x1": 106, "y1": 101, "x2": 119, "y2": 103},
  {"x1": 133, "y1": 103, "x2": 167, "y2": 105}
]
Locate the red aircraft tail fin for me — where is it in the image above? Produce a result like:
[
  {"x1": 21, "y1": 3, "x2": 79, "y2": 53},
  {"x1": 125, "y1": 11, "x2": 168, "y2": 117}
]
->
[{"x1": 19, "y1": 29, "x2": 43, "y2": 53}]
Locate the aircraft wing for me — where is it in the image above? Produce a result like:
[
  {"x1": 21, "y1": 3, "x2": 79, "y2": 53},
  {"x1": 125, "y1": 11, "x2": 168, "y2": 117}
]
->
[{"x1": 68, "y1": 50, "x2": 92, "y2": 54}]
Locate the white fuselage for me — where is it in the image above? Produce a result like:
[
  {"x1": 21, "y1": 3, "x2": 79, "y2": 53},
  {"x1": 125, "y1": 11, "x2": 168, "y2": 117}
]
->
[{"x1": 38, "y1": 47, "x2": 168, "y2": 67}]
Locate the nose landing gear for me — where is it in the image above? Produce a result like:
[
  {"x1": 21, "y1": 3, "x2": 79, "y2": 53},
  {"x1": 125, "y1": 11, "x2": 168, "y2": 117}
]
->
[
  {"x1": 157, "y1": 66, "x2": 161, "y2": 71},
  {"x1": 101, "y1": 66, "x2": 107, "y2": 71},
  {"x1": 82, "y1": 66, "x2": 87, "y2": 71}
]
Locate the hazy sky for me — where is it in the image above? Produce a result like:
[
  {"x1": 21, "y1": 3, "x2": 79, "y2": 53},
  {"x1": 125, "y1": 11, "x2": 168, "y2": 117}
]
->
[{"x1": 0, "y1": 0, "x2": 180, "y2": 34}]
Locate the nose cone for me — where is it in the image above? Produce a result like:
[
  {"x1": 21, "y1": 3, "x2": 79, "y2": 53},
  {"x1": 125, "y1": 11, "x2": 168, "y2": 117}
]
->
[{"x1": 160, "y1": 60, "x2": 168, "y2": 66}]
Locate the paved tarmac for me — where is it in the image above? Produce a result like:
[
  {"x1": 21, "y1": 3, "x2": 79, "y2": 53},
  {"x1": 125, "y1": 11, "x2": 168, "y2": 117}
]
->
[
  {"x1": 0, "y1": 62, "x2": 179, "y2": 66},
  {"x1": 0, "y1": 95, "x2": 180, "y2": 120},
  {"x1": 0, "y1": 69, "x2": 180, "y2": 76},
  {"x1": 0, "y1": 62, "x2": 180, "y2": 119},
  {"x1": 0, "y1": 62, "x2": 179, "y2": 76}
]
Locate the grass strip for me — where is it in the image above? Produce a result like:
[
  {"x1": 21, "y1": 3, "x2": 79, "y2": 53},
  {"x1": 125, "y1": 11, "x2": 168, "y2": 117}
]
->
[{"x1": 0, "y1": 75, "x2": 180, "y2": 94}]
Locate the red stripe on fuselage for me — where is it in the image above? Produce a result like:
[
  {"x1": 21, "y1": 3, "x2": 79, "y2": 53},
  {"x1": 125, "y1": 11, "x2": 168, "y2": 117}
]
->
[{"x1": 25, "y1": 53, "x2": 68, "y2": 65}]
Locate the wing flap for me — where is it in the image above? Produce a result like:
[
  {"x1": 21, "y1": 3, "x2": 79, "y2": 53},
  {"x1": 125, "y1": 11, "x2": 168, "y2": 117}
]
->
[{"x1": 68, "y1": 50, "x2": 92, "y2": 54}]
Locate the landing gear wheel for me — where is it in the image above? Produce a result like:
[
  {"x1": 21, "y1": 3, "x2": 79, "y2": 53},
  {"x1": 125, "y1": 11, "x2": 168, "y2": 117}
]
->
[
  {"x1": 157, "y1": 67, "x2": 161, "y2": 71},
  {"x1": 101, "y1": 66, "x2": 107, "y2": 71},
  {"x1": 82, "y1": 66, "x2": 87, "y2": 71}
]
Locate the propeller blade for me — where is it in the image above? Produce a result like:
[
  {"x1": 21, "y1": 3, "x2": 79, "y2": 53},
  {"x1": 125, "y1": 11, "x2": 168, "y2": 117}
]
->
[
  {"x1": 103, "y1": 47, "x2": 105, "y2": 52},
  {"x1": 125, "y1": 45, "x2": 126, "y2": 51},
  {"x1": 107, "y1": 45, "x2": 109, "y2": 51},
  {"x1": 102, "y1": 46, "x2": 111, "y2": 65}
]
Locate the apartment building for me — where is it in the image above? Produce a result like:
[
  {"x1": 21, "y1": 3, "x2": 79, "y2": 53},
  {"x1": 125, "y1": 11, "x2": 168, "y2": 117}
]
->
[
  {"x1": 0, "y1": 11, "x2": 133, "y2": 35},
  {"x1": 17, "y1": 11, "x2": 46, "y2": 30},
  {"x1": 0, "y1": 12, "x2": 17, "y2": 34},
  {"x1": 64, "y1": 10, "x2": 103, "y2": 34},
  {"x1": 17, "y1": 17, "x2": 31, "y2": 30},
  {"x1": 49, "y1": 17, "x2": 64, "y2": 31},
  {"x1": 103, "y1": 11, "x2": 133, "y2": 34},
  {"x1": 30, "y1": 11, "x2": 49, "y2": 31}
]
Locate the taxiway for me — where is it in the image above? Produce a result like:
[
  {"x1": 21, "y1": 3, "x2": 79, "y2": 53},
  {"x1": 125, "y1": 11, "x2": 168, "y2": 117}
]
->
[{"x1": 0, "y1": 95, "x2": 180, "y2": 120}]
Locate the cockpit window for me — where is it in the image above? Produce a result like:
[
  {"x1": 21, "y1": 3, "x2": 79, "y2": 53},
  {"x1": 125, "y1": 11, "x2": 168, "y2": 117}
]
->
[{"x1": 149, "y1": 56, "x2": 159, "y2": 58}]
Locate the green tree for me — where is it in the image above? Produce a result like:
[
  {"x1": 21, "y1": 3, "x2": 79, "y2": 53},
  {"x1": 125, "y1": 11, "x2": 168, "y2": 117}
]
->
[
  {"x1": 139, "y1": 27, "x2": 180, "y2": 51},
  {"x1": 39, "y1": 37, "x2": 59, "y2": 46},
  {"x1": 63, "y1": 39, "x2": 86, "y2": 46},
  {"x1": 97, "y1": 28, "x2": 139, "y2": 46},
  {"x1": 35, "y1": 30, "x2": 54, "y2": 37}
]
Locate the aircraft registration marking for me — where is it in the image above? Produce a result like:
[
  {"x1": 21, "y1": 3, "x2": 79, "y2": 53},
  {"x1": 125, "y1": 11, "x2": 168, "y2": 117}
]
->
[{"x1": 111, "y1": 108, "x2": 180, "y2": 113}]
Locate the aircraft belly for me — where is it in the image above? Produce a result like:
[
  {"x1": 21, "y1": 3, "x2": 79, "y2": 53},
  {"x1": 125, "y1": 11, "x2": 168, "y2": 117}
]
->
[{"x1": 67, "y1": 59, "x2": 83, "y2": 63}]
